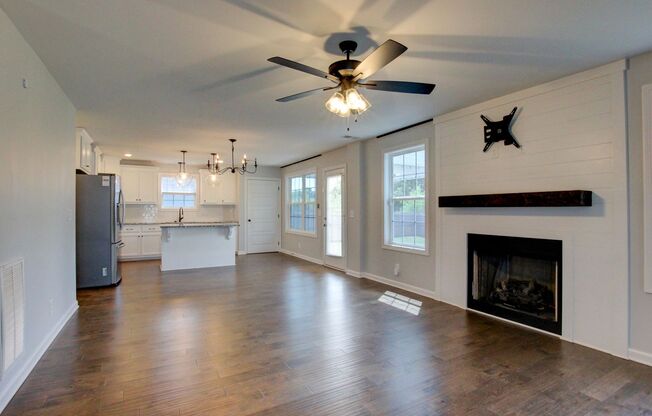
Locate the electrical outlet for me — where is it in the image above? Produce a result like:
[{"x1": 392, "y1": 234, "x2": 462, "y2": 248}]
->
[
  {"x1": 298, "y1": 241, "x2": 302, "y2": 249},
  {"x1": 394, "y1": 263, "x2": 400, "y2": 276},
  {"x1": 102, "y1": 267, "x2": 108, "y2": 277},
  {"x1": 49, "y1": 298, "x2": 54, "y2": 317}
]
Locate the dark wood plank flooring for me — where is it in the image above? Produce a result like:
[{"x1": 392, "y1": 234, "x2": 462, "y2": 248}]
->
[{"x1": 3, "y1": 253, "x2": 652, "y2": 415}]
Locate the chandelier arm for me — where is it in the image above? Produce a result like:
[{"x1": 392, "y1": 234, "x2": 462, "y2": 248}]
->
[{"x1": 214, "y1": 140, "x2": 257, "y2": 175}]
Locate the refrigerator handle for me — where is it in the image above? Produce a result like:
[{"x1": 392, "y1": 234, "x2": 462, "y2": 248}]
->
[{"x1": 118, "y1": 190, "x2": 125, "y2": 229}]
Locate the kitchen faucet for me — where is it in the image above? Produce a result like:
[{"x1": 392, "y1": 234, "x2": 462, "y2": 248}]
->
[{"x1": 178, "y1": 207, "x2": 184, "y2": 223}]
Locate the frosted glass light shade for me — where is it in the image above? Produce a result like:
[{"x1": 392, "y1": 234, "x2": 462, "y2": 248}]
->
[
  {"x1": 345, "y1": 88, "x2": 371, "y2": 114},
  {"x1": 325, "y1": 92, "x2": 350, "y2": 117}
]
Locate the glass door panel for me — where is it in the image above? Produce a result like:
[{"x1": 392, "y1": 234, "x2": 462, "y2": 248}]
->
[{"x1": 326, "y1": 174, "x2": 343, "y2": 257}]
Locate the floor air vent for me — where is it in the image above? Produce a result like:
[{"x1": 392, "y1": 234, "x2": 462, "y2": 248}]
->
[{"x1": 0, "y1": 259, "x2": 25, "y2": 372}]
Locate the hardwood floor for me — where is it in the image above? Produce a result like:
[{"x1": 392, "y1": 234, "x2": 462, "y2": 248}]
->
[{"x1": 4, "y1": 253, "x2": 652, "y2": 415}]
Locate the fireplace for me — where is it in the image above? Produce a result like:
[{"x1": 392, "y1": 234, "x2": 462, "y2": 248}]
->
[{"x1": 467, "y1": 234, "x2": 562, "y2": 334}]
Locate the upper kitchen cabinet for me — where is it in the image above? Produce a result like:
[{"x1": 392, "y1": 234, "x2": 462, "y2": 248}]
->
[
  {"x1": 121, "y1": 166, "x2": 159, "y2": 204},
  {"x1": 76, "y1": 128, "x2": 95, "y2": 174},
  {"x1": 199, "y1": 169, "x2": 237, "y2": 205}
]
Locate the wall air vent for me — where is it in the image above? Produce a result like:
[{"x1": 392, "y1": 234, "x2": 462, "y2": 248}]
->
[{"x1": 0, "y1": 259, "x2": 25, "y2": 373}]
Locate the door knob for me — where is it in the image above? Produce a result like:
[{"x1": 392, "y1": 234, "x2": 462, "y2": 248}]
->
[{"x1": 248, "y1": 219, "x2": 252, "y2": 222}]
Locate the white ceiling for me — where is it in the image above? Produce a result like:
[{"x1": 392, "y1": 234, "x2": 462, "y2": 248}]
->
[{"x1": 3, "y1": 0, "x2": 652, "y2": 166}]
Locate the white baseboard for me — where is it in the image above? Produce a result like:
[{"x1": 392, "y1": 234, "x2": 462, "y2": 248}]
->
[
  {"x1": 0, "y1": 301, "x2": 78, "y2": 412},
  {"x1": 279, "y1": 249, "x2": 324, "y2": 265},
  {"x1": 237, "y1": 250, "x2": 247, "y2": 256},
  {"x1": 433, "y1": 296, "x2": 466, "y2": 310},
  {"x1": 629, "y1": 348, "x2": 652, "y2": 367},
  {"x1": 361, "y1": 272, "x2": 436, "y2": 299},
  {"x1": 118, "y1": 255, "x2": 160, "y2": 261},
  {"x1": 345, "y1": 269, "x2": 361, "y2": 278}
]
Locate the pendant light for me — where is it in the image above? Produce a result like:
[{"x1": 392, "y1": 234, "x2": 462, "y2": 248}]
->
[
  {"x1": 207, "y1": 152, "x2": 223, "y2": 183},
  {"x1": 176, "y1": 150, "x2": 189, "y2": 186}
]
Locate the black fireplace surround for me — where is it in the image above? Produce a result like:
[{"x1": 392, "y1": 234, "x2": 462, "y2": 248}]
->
[{"x1": 467, "y1": 234, "x2": 562, "y2": 335}]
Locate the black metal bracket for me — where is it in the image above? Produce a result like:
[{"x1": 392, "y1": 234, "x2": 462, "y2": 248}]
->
[{"x1": 481, "y1": 106, "x2": 520, "y2": 152}]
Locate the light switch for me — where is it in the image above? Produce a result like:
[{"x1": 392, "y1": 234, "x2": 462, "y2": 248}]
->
[{"x1": 349, "y1": 209, "x2": 355, "y2": 218}]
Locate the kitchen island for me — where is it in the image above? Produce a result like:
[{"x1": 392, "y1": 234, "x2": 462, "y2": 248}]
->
[{"x1": 160, "y1": 222, "x2": 238, "y2": 271}]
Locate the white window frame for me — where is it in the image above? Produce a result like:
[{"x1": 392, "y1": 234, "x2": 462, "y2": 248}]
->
[
  {"x1": 382, "y1": 141, "x2": 429, "y2": 255},
  {"x1": 158, "y1": 173, "x2": 199, "y2": 211},
  {"x1": 285, "y1": 169, "x2": 318, "y2": 237}
]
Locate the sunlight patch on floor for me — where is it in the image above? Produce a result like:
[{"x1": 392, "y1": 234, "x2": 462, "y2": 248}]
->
[{"x1": 378, "y1": 291, "x2": 422, "y2": 315}]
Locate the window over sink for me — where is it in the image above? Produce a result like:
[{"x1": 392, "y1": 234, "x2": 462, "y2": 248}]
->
[{"x1": 160, "y1": 174, "x2": 197, "y2": 209}]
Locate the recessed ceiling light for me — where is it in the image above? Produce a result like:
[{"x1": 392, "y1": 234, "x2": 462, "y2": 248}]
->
[{"x1": 124, "y1": 153, "x2": 133, "y2": 158}]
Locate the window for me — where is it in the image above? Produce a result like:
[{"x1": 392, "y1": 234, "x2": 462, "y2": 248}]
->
[
  {"x1": 286, "y1": 172, "x2": 317, "y2": 234},
  {"x1": 384, "y1": 144, "x2": 427, "y2": 252},
  {"x1": 160, "y1": 175, "x2": 197, "y2": 209}
]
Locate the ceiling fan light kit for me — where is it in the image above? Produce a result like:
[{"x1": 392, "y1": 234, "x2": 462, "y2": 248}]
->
[{"x1": 268, "y1": 38, "x2": 435, "y2": 119}]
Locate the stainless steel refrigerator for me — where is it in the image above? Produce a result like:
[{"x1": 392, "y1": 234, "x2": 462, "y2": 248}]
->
[{"x1": 76, "y1": 174, "x2": 124, "y2": 288}]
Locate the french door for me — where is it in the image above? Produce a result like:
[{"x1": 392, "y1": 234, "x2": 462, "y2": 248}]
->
[{"x1": 323, "y1": 167, "x2": 346, "y2": 270}]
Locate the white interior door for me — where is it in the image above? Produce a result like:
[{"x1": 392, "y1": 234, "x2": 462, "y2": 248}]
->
[
  {"x1": 323, "y1": 167, "x2": 346, "y2": 270},
  {"x1": 246, "y1": 178, "x2": 281, "y2": 253}
]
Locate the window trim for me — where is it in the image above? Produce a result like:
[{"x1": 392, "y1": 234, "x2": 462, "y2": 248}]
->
[
  {"x1": 382, "y1": 140, "x2": 430, "y2": 255},
  {"x1": 158, "y1": 172, "x2": 199, "y2": 211},
  {"x1": 285, "y1": 169, "x2": 318, "y2": 237}
]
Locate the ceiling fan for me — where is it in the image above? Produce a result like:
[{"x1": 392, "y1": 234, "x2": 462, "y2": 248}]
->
[{"x1": 268, "y1": 39, "x2": 436, "y2": 117}]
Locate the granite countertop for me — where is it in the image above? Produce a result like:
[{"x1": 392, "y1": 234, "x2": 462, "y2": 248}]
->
[
  {"x1": 159, "y1": 222, "x2": 239, "y2": 228},
  {"x1": 124, "y1": 221, "x2": 238, "y2": 226}
]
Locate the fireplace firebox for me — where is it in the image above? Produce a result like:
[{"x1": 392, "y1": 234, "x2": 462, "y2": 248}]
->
[{"x1": 467, "y1": 234, "x2": 562, "y2": 335}]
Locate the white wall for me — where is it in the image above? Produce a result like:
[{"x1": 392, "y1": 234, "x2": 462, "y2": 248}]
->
[
  {"x1": 434, "y1": 61, "x2": 629, "y2": 357},
  {"x1": 626, "y1": 51, "x2": 652, "y2": 364},
  {"x1": 0, "y1": 7, "x2": 78, "y2": 410},
  {"x1": 280, "y1": 127, "x2": 437, "y2": 293}
]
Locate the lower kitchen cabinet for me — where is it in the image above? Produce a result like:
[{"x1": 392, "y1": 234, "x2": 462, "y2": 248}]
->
[
  {"x1": 118, "y1": 225, "x2": 161, "y2": 260},
  {"x1": 140, "y1": 233, "x2": 162, "y2": 257},
  {"x1": 119, "y1": 234, "x2": 141, "y2": 257}
]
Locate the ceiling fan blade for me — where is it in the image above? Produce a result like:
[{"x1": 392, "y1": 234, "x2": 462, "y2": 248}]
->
[
  {"x1": 276, "y1": 86, "x2": 338, "y2": 102},
  {"x1": 268, "y1": 57, "x2": 339, "y2": 83},
  {"x1": 353, "y1": 39, "x2": 408, "y2": 81},
  {"x1": 358, "y1": 80, "x2": 436, "y2": 95}
]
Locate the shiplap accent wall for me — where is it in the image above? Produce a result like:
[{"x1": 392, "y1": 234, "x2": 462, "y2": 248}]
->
[{"x1": 434, "y1": 61, "x2": 629, "y2": 357}]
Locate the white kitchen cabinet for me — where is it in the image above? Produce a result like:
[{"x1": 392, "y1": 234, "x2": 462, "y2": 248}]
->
[
  {"x1": 139, "y1": 170, "x2": 159, "y2": 203},
  {"x1": 199, "y1": 169, "x2": 237, "y2": 205},
  {"x1": 121, "y1": 166, "x2": 159, "y2": 204},
  {"x1": 199, "y1": 169, "x2": 219, "y2": 204},
  {"x1": 118, "y1": 225, "x2": 161, "y2": 259},
  {"x1": 119, "y1": 233, "x2": 141, "y2": 258},
  {"x1": 76, "y1": 128, "x2": 95, "y2": 174},
  {"x1": 140, "y1": 233, "x2": 162, "y2": 257},
  {"x1": 220, "y1": 173, "x2": 237, "y2": 205}
]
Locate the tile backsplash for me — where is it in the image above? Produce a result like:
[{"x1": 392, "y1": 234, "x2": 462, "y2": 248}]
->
[{"x1": 125, "y1": 204, "x2": 236, "y2": 224}]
